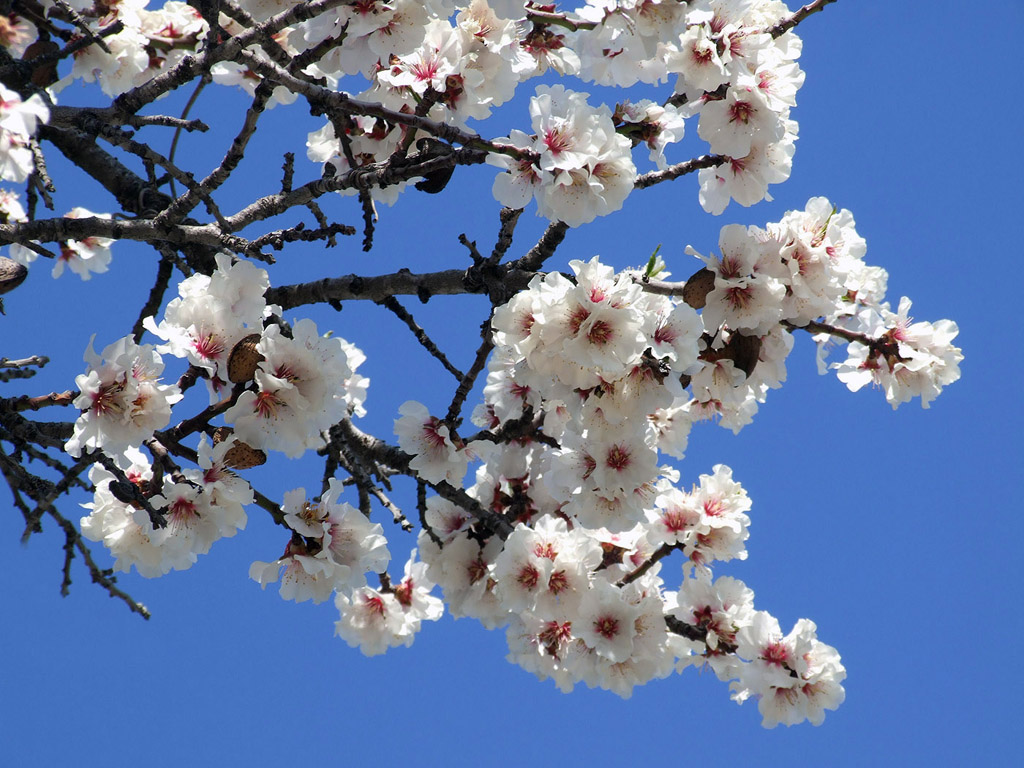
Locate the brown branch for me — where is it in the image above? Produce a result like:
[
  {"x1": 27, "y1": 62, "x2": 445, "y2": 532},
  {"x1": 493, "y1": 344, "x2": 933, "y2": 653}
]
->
[
  {"x1": 155, "y1": 80, "x2": 273, "y2": 227},
  {"x1": 265, "y1": 266, "x2": 536, "y2": 310},
  {"x1": 445, "y1": 330, "x2": 494, "y2": 426},
  {"x1": 232, "y1": 47, "x2": 538, "y2": 162},
  {"x1": 782, "y1": 318, "x2": 874, "y2": 347},
  {"x1": 47, "y1": 506, "x2": 151, "y2": 619},
  {"x1": 49, "y1": 0, "x2": 117, "y2": 54},
  {"x1": 768, "y1": 0, "x2": 840, "y2": 38},
  {"x1": 512, "y1": 221, "x2": 569, "y2": 272},
  {"x1": 490, "y1": 207, "x2": 522, "y2": 264},
  {"x1": 617, "y1": 543, "x2": 678, "y2": 586},
  {"x1": 39, "y1": 124, "x2": 173, "y2": 216},
  {"x1": 48, "y1": 107, "x2": 209, "y2": 134},
  {"x1": 326, "y1": 425, "x2": 412, "y2": 532},
  {"x1": 113, "y1": 0, "x2": 357, "y2": 115},
  {"x1": 333, "y1": 417, "x2": 514, "y2": 539},
  {"x1": 634, "y1": 155, "x2": 728, "y2": 189},
  {"x1": 376, "y1": 295, "x2": 464, "y2": 381},
  {"x1": 3, "y1": 390, "x2": 76, "y2": 412},
  {"x1": 11, "y1": 19, "x2": 124, "y2": 74},
  {"x1": 0, "y1": 355, "x2": 49, "y2": 383},
  {"x1": 132, "y1": 252, "x2": 176, "y2": 342}
]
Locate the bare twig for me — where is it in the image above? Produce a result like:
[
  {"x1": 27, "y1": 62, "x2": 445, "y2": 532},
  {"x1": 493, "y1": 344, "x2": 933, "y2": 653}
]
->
[
  {"x1": 132, "y1": 252, "x2": 176, "y2": 342},
  {"x1": 376, "y1": 295, "x2": 465, "y2": 381},
  {"x1": 490, "y1": 207, "x2": 522, "y2": 264},
  {"x1": 634, "y1": 155, "x2": 728, "y2": 189},
  {"x1": 513, "y1": 221, "x2": 569, "y2": 272},
  {"x1": 445, "y1": 330, "x2": 494, "y2": 425},
  {"x1": 768, "y1": 0, "x2": 840, "y2": 38}
]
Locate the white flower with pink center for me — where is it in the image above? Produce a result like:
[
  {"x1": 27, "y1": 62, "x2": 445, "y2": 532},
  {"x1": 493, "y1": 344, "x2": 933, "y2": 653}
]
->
[
  {"x1": 0, "y1": 84, "x2": 45, "y2": 136},
  {"x1": 698, "y1": 129, "x2": 795, "y2": 215},
  {"x1": 575, "y1": 580, "x2": 641, "y2": 663},
  {"x1": 665, "y1": 22, "x2": 731, "y2": 95},
  {"x1": 679, "y1": 464, "x2": 751, "y2": 569},
  {"x1": 66, "y1": 335, "x2": 182, "y2": 459},
  {"x1": 52, "y1": 208, "x2": 114, "y2": 281},
  {"x1": 145, "y1": 253, "x2": 270, "y2": 400},
  {"x1": 193, "y1": 435, "x2": 251, "y2": 535},
  {"x1": 586, "y1": 427, "x2": 659, "y2": 503},
  {"x1": 319, "y1": 482, "x2": 391, "y2": 588},
  {"x1": 334, "y1": 587, "x2": 408, "y2": 656},
  {"x1": 697, "y1": 81, "x2": 785, "y2": 160},
  {"x1": 80, "y1": 449, "x2": 178, "y2": 578},
  {"x1": 692, "y1": 224, "x2": 786, "y2": 334},
  {"x1": 668, "y1": 572, "x2": 755, "y2": 680},
  {"x1": 494, "y1": 524, "x2": 555, "y2": 613},
  {"x1": 417, "y1": 531, "x2": 508, "y2": 628},
  {"x1": 647, "y1": 487, "x2": 701, "y2": 547},
  {"x1": 422, "y1": 495, "x2": 471, "y2": 544},
  {"x1": 249, "y1": 541, "x2": 338, "y2": 605},
  {"x1": 377, "y1": 19, "x2": 463, "y2": 96},
  {"x1": 833, "y1": 297, "x2": 962, "y2": 410},
  {"x1": 491, "y1": 85, "x2": 636, "y2": 226},
  {"x1": 276, "y1": 480, "x2": 390, "y2": 592},
  {"x1": 394, "y1": 400, "x2": 469, "y2": 485},
  {"x1": 731, "y1": 613, "x2": 847, "y2": 728},
  {"x1": 224, "y1": 319, "x2": 356, "y2": 458},
  {"x1": 392, "y1": 551, "x2": 444, "y2": 631},
  {"x1": 640, "y1": 293, "x2": 704, "y2": 373}
]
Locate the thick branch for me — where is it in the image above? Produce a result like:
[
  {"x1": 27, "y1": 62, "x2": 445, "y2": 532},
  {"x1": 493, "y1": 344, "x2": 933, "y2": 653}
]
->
[{"x1": 266, "y1": 266, "x2": 536, "y2": 309}]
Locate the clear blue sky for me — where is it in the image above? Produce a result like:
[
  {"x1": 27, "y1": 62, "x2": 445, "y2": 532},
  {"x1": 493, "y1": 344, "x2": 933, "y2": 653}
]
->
[{"x1": 2, "y1": 2, "x2": 1021, "y2": 765}]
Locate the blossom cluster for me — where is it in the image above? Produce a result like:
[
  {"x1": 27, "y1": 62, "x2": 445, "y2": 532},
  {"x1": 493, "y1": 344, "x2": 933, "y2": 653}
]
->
[
  {"x1": 386, "y1": 198, "x2": 960, "y2": 724},
  {"x1": 2, "y1": 0, "x2": 811, "y2": 271},
  {"x1": 295, "y1": 0, "x2": 806, "y2": 218},
  {"x1": 65, "y1": 335, "x2": 182, "y2": 458},
  {"x1": 250, "y1": 479, "x2": 391, "y2": 603},
  {"x1": 687, "y1": 197, "x2": 963, "y2": 412},
  {"x1": 80, "y1": 438, "x2": 251, "y2": 577},
  {"x1": 0, "y1": 0, "x2": 961, "y2": 729},
  {"x1": 72, "y1": 255, "x2": 370, "y2": 586},
  {"x1": 248, "y1": 479, "x2": 444, "y2": 655},
  {"x1": 387, "y1": 253, "x2": 843, "y2": 720},
  {"x1": 145, "y1": 254, "x2": 369, "y2": 455}
]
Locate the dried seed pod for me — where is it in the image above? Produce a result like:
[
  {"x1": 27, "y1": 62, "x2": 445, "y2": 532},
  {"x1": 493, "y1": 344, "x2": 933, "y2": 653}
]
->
[
  {"x1": 681, "y1": 267, "x2": 715, "y2": 310},
  {"x1": 224, "y1": 442, "x2": 267, "y2": 470},
  {"x1": 726, "y1": 332, "x2": 763, "y2": 378},
  {"x1": 0, "y1": 256, "x2": 28, "y2": 296},
  {"x1": 23, "y1": 40, "x2": 61, "y2": 88},
  {"x1": 213, "y1": 427, "x2": 267, "y2": 470},
  {"x1": 227, "y1": 333, "x2": 263, "y2": 383}
]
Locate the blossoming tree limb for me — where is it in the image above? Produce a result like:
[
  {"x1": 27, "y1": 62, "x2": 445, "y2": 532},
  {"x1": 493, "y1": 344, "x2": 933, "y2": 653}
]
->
[{"x1": 0, "y1": 0, "x2": 961, "y2": 729}]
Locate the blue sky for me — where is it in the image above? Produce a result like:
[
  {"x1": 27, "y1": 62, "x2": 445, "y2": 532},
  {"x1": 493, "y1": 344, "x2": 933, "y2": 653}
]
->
[{"x1": 2, "y1": 2, "x2": 1021, "y2": 765}]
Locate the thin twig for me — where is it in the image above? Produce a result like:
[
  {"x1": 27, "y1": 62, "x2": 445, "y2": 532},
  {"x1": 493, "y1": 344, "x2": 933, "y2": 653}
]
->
[
  {"x1": 376, "y1": 295, "x2": 464, "y2": 381},
  {"x1": 768, "y1": 0, "x2": 839, "y2": 37},
  {"x1": 617, "y1": 543, "x2": 677, "y2": 586},
  {"x1": 634, "y1": 154, "x2": 728, "y2": 189},
  {"x1": 489, "y1": 207, "x2": 522, "y2": 264},
  {"x1": 513, "y1": 221, "x2": 569, "y2": 272},
  {"x1": 445, "y1": 330, "x2": 494, "y2": 425},
  {"x1": 132, "y1": 254, "x2": 175, "y2": 342},
  {"x1": 167, "y1": 75, "x2": 210, "y2": 199}
]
